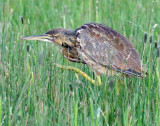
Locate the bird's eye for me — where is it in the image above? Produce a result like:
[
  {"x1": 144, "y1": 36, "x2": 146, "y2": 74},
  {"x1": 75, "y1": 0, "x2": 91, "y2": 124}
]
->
[{"x1": 53, "y1": 35, "x2": 58, "y2": 39}]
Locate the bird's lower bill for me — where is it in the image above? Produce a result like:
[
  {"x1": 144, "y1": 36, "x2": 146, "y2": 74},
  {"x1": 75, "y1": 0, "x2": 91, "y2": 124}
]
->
[{"x1": 20, "y1": 34, "x2": 53, "y2": 43}]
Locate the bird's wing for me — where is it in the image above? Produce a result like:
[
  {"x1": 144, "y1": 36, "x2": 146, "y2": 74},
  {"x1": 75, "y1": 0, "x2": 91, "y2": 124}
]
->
[{"x1": 75, "y1": 23, "x2": 146, "y2": 77}]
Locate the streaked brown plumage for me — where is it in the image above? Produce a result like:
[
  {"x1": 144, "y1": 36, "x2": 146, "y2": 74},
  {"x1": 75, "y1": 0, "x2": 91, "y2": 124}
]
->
[
  {"x1": 21, "y1": 23, "x2": 147, "y2": 79},
  {"x1": 75, "y1": 23, "x2": 147, "y2": 77}
]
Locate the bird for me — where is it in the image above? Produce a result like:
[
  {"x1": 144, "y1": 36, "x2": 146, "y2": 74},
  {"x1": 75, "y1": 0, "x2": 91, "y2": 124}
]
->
[{"x1": 21, "y1": 23, "x2": 147, "y2": 86}]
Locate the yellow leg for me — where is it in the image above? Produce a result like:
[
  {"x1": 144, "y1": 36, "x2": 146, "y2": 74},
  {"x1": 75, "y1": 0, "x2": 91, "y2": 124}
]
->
[
  {"x1": 95, "y1": 73, "x2": 102, "y2": 86},
  {"x1": 117, "y1": 78, "x2": 121, "y2": 95},
  {"x1": 53, "y1": 63, "x2": 102, "y2": 86}
]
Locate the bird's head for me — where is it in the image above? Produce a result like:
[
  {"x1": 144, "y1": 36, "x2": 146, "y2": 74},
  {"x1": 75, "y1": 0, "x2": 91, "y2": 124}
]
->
[{"x1": 21, "y1": 28, "x2": 76, "y2": 47}]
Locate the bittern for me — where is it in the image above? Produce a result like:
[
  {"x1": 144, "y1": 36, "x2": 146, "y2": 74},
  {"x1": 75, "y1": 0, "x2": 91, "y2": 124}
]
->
[{"x1": 21, "y1": 23, "x2": 147, "y2": 86}]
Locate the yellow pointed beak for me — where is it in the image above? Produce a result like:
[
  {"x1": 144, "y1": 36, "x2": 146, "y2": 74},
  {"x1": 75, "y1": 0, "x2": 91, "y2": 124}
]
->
[{"x1": 20, "y1": 34, "x2": 53, "y2": 42}]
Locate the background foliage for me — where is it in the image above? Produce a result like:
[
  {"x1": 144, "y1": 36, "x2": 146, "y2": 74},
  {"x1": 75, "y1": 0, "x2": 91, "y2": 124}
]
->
[{"x1": 0, "y1": 0, "x2": 160, "y2": 125}]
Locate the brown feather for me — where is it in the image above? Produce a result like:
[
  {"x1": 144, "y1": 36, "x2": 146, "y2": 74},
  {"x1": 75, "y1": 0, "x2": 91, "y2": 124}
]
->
[{"x1": 75, "y1": 23, "x2": 147, "y2": 77}]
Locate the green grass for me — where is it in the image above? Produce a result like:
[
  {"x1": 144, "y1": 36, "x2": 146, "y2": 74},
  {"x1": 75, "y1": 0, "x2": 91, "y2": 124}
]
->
[{"x1": 0, "y1": 0, "x2": 160, "y2": 125}]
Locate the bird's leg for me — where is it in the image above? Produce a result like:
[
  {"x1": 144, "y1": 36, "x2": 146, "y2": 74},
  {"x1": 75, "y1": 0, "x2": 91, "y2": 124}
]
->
[
  {"x1": 53, "y1": 63, "x2": 102, "y2": 86},
  {"x1": 95, "y1": 72, "x2": 102, "y2": 86},
  {"x1": 117, "y1": 78, "x2": 121, "y2": 95}
]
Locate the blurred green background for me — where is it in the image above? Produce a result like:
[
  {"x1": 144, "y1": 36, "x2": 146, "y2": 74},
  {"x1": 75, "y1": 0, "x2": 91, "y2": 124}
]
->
[{"x1": 0, "y1": 0, "x2": 160, "y2": 125}]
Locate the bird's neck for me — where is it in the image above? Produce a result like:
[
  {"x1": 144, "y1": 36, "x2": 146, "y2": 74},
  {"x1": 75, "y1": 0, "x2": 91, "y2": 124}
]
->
[{"x1": 62, "y1": 30, "x2": 76, "y2": 47}]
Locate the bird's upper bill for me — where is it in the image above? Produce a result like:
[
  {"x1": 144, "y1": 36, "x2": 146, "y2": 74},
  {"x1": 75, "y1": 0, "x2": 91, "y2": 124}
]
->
[{"x1": 20, "y1": 34, "x2": 53, "y2": 43}]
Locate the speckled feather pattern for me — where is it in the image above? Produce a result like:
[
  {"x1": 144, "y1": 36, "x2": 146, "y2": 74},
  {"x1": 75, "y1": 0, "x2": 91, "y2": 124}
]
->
[
  {"x1": 21, "y1": 23, "x2": 146, "y2": 77},
  {"x1": 75, "y1": 23, "x2": 146, "y2": 77}
]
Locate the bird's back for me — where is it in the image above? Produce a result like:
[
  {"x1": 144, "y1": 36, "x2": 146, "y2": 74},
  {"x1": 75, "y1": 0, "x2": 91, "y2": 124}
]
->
[{"x1": 75, "y1": 23, "x2": 147, "y2": 77}]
